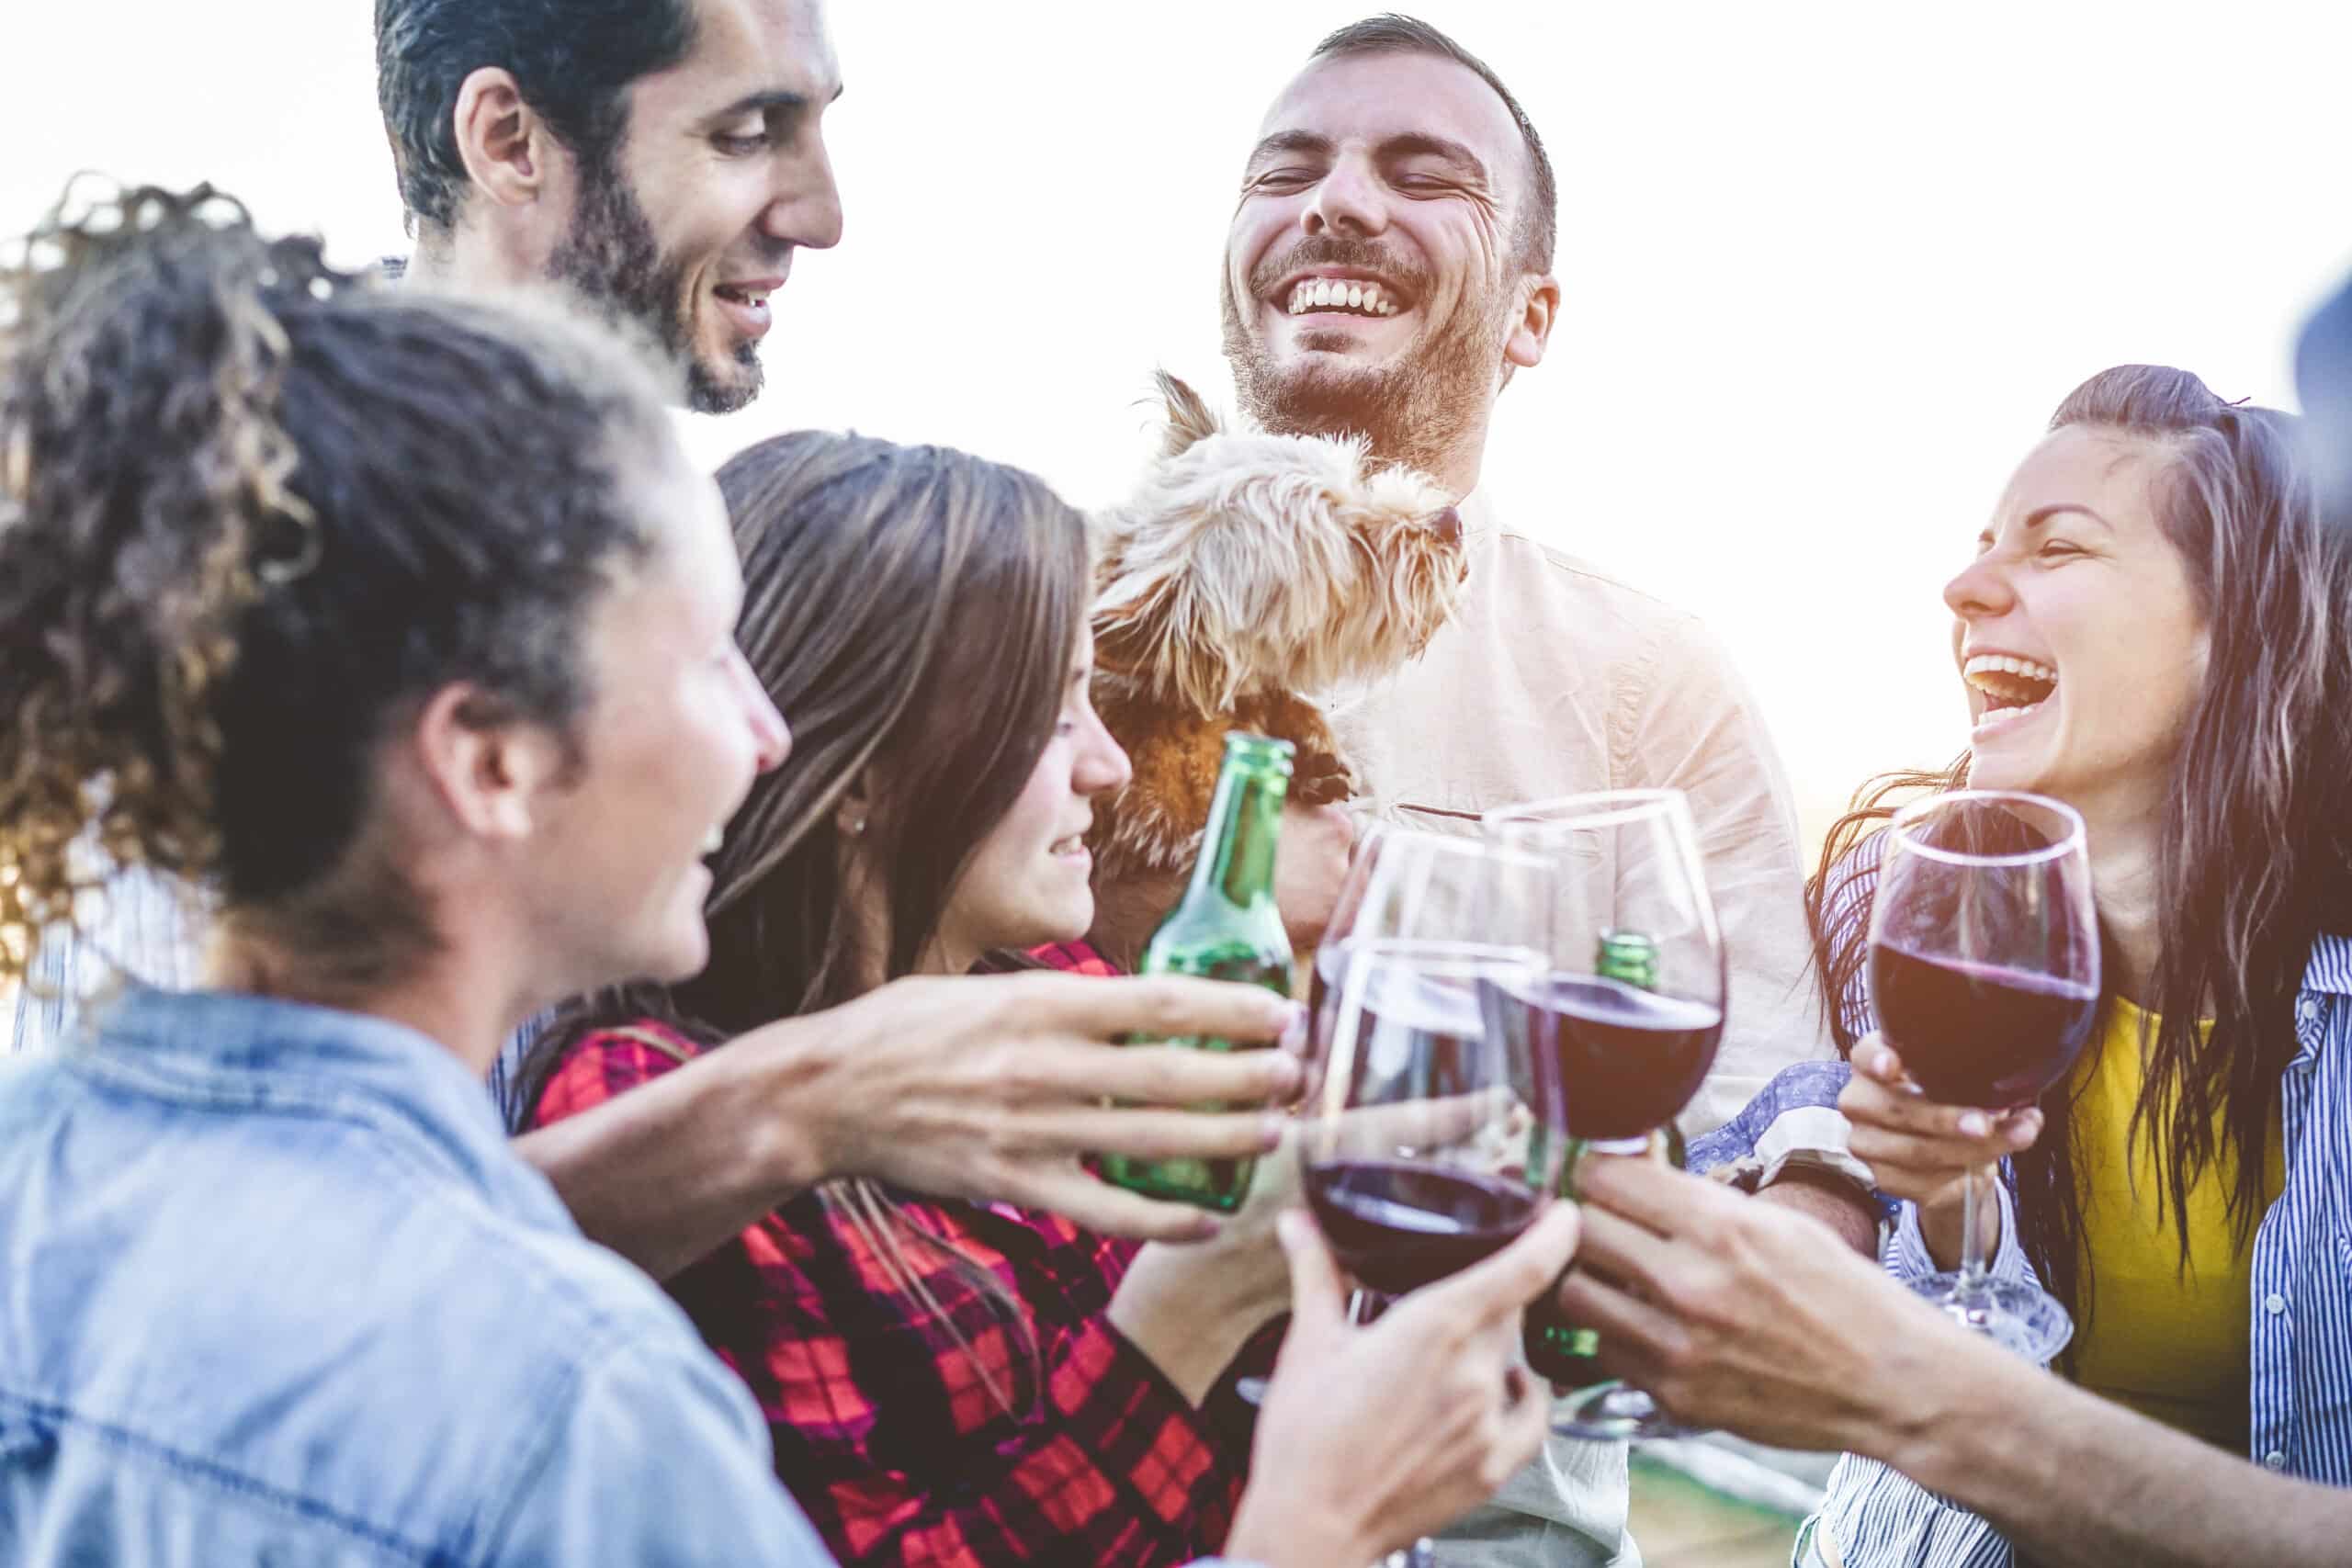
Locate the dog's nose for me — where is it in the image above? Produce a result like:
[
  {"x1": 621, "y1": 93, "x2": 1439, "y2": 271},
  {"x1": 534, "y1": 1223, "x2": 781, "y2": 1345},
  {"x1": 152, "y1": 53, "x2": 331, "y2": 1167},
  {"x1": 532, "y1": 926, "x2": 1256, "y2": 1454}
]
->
[{"x1": 1430, "y1": 505, "x2": 1464, "y2": 544}]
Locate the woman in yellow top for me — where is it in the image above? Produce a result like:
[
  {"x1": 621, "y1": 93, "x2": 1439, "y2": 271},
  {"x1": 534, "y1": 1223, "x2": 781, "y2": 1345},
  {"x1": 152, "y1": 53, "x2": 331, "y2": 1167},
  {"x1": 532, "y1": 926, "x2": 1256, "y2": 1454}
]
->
[{"x1": 1803, "y1": 366, "x2": 2349, "y2": 1507}]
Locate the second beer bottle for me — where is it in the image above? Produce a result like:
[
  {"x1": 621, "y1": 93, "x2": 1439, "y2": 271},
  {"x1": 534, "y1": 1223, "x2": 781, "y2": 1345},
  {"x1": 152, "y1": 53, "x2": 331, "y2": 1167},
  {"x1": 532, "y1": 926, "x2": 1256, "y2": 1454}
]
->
[{"x1": 1098, "y1": 731, "x2": 1295, "y2": 1212}]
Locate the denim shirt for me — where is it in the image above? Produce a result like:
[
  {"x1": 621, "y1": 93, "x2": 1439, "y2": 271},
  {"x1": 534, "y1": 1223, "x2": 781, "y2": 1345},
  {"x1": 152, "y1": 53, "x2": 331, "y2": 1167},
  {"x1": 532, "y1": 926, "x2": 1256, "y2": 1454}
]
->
[{"x1": 0, "y1": 987, "x2": 835, "y2": 1567}]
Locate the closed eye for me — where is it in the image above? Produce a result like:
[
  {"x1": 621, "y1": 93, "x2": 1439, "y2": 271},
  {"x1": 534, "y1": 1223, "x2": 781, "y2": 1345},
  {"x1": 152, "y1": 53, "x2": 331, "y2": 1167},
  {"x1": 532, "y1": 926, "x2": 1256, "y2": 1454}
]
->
[{"x1": 1252, "y1": 169, "x2": 1318, "y2": 193}]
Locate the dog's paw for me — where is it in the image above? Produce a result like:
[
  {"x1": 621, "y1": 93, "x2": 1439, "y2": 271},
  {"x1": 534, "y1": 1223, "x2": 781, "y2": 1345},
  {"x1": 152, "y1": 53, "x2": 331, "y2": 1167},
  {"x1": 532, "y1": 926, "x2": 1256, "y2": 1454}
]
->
[{"x1": 1289, "y1": 750, "x2": 1356, "y2": 807}]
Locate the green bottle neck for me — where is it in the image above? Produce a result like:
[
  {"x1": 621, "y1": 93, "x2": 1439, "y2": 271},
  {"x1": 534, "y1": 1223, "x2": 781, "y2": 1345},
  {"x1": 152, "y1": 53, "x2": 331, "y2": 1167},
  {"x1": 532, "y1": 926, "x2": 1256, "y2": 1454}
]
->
[{"x1": 1183, "y1": 762, "x2": 1288, "y2": 914}]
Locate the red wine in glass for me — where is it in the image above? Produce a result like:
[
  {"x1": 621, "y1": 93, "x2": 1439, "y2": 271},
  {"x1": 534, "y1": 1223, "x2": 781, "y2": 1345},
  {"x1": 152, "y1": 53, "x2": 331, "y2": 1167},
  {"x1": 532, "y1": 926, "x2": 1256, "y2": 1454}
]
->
[
  {"x1": 1303, "y1": 1159, "x2": 1542, "y2": 1296},
  {"x1": 1494, "y1": 973, "x2": 1724, "y2": 1147},
  {"x1": 1869, "y1": 947, "x2": 2098, "y2": 1108}
]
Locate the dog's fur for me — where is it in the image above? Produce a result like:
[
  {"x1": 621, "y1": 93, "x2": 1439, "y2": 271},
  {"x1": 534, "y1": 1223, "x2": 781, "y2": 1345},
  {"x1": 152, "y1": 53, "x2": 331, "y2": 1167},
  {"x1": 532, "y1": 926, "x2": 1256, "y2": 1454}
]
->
[{"x1": 1088, "y1": 371, "x2": 1469, "y2": 882}]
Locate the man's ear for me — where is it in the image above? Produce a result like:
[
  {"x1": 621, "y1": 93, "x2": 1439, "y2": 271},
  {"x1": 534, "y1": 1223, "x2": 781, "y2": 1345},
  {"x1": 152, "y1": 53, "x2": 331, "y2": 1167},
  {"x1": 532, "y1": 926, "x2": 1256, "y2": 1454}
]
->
[
  {"x1": 412, "y1": 683, "x2": 570, "y2": 841},
  {"x1": 1503, "y1": 273, "x2": 1561, "y2": 374},
  {"x1": 450, "y1": 66, "x2": 558, "y2": 212}
]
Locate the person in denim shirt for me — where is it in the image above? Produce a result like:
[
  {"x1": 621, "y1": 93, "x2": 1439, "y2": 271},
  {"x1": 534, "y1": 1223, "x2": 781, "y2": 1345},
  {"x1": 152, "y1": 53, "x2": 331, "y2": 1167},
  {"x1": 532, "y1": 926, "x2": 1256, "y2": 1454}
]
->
[{"x1": 0, "y1": 181, "x2": 817, "y2": 1567}]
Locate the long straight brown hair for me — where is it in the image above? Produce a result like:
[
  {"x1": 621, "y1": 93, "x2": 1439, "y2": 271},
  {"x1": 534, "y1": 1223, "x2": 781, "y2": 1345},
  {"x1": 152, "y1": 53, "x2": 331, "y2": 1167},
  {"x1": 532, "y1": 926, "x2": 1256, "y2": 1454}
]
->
[
  {"x1": 518, "y1": 431, "x2": 1090, "y2": 1419},
  {"x1": 1809, "y1": 366, "x2": 2352, "y2": 1345}
]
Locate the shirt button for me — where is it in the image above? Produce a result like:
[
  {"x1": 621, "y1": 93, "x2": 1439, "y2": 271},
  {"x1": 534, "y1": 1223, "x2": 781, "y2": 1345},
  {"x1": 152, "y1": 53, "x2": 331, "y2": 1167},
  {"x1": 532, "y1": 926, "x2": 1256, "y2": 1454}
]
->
[
  {"x1": 2265, "y1": 1450, "x2": 2287, "y2": 1470},
  {"x1": 2298, "y1": 998, "x2": 2320, "y2": 1024},
  {"x1": 2267, "y1": 1292, "x2": 2289, "y2": 1314}
]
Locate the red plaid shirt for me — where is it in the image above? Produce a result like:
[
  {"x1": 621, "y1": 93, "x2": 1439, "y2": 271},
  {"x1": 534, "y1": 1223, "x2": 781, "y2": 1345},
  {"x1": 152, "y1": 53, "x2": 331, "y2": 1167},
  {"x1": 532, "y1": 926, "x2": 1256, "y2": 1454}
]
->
[{"x1": 530, "y1": 942, "x2": 1245, "y2": 1567}]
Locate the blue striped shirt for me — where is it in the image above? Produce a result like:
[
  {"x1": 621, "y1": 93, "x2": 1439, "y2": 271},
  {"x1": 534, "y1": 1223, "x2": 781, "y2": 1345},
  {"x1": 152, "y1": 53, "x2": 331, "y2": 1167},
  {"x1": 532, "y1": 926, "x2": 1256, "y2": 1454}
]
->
[
  {"x1": 1796, "y1": 932, "x2": 2352, "y2": 1566},
  {"x1": 7, "y1": 869, "x2": 206, "y2": 1056}
]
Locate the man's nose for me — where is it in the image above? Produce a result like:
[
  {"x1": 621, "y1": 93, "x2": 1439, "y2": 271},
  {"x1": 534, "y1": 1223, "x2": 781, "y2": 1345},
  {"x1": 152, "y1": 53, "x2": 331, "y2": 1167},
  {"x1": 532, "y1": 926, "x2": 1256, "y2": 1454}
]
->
[
  {"x1": 765, "y1": 141, "x2": 844, "y2": 253},
  {"x1": 1304, "y1": 155, "x2": 1387, "y2": 240}
]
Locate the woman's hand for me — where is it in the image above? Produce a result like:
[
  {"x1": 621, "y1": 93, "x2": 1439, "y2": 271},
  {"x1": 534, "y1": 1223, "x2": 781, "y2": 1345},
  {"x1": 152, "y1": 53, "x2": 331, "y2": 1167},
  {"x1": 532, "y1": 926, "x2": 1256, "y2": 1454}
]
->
[
  {"x1": 1227, "y1": 1204, "x2": 1577, "y2": 1568},
  {"x1": 1105, "y1": 1120, "x2": 1308, "y2": 1403},
  {"x1": 792, "y1": 972, "x2": 1306, "y2": 1242},
  {"x1": 1838, "y1": 1032, "x2": 2044, "y2": 1269}
]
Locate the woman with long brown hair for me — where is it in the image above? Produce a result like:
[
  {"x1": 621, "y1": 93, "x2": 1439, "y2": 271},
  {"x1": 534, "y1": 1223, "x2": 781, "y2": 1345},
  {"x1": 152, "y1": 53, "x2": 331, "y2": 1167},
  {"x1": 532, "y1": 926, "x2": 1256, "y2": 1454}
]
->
[
  {"x1": 1763, "y1": 365, "x2": 2352, "y2": 1565},
  {"x1": 516, "y1": 433, "x2": 1323, "y2": 1567}
]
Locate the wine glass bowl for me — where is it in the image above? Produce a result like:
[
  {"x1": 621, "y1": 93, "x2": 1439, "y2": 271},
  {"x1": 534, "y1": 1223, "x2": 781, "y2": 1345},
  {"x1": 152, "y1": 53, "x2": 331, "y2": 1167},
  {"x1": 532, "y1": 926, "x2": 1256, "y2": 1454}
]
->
[
  {"x1": 1300, "y1": 938, "x2": 1555, "y2": 1298},
  {"x1": 1483, "y1": 791, "x2": 1727, "y2": 1156}
]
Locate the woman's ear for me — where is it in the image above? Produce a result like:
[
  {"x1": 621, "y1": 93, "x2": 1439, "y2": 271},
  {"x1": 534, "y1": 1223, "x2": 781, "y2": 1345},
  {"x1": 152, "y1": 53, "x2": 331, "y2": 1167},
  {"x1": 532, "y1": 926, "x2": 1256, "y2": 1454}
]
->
[{"x1": 833, "y1": 773, "x2": 873, "y2": 840}]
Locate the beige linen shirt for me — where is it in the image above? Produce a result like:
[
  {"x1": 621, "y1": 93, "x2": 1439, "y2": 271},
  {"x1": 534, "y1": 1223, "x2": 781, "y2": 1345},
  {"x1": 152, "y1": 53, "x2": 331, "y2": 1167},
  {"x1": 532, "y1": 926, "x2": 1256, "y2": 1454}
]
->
[{"x1": 1330, "y1": 494, "x2": 1828, "y2": 1567}]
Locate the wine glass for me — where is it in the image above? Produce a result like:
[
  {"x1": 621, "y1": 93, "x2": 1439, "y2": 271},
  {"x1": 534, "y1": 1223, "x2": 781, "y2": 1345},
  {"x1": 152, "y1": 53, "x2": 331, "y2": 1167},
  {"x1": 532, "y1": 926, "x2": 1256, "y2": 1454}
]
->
[
  {"x1": 1867, "y1": 789, "x2": 2098, "y2": 1361},
  {"x1": 1237, "y1": 829, "x2": 1559, "y2": 1404},
  {"x1": 1483, "y1": 789, "x2": 1728, "y2": 1441},
  {"x1": 1300, "y1": 832, "x2": 1563, "y2": 1568}
]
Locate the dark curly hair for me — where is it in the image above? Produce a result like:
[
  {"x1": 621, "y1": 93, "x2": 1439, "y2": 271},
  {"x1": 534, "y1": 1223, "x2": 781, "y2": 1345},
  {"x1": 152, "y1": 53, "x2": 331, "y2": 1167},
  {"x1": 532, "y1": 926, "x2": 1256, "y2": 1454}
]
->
[
  {"x1": 374, "y1": 0, "x2": 699, "y2": 234},
  {"x1": 0, "y1": 179, "x2": 677, "y2": 990}
]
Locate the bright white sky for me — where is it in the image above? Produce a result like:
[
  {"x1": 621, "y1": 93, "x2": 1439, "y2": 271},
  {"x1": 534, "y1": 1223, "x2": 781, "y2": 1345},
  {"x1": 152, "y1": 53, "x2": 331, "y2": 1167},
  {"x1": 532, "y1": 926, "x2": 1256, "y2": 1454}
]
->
[{"x1": 8, "y1": 0, "x2": 2351, "y2": 846}]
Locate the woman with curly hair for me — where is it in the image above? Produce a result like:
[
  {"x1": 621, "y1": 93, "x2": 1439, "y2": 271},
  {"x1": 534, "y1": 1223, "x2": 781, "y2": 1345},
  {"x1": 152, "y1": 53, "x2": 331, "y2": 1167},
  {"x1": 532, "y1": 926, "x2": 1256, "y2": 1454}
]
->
[{"x1": 0, "y1": 180, "x2": 834, "y2": 1565}]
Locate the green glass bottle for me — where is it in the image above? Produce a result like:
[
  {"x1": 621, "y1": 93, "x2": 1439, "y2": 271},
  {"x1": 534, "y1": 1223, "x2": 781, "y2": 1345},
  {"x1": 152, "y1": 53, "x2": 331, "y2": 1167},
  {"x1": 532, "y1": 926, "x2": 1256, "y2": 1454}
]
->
[
  {"x1": 1098, "y1": 732, "x2": 1295, "y2": 1213},
  {"x1": 1525, "y1": 928, "x2": 1682, "y2": 1382}
]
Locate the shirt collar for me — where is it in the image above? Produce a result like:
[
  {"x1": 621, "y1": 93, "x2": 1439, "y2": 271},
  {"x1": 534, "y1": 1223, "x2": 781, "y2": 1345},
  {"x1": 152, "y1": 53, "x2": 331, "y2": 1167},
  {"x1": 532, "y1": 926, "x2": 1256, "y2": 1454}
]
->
[
  {"x1": 2301, "y1": 932, "x2": 2352, "y2": 997},
  {"x1": 74, "y1": 987, "x2": 542, "y2": 1215}
]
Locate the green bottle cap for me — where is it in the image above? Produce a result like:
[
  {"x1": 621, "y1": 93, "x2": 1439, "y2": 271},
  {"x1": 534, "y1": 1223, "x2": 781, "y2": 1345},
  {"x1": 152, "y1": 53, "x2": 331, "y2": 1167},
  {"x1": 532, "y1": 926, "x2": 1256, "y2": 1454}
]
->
[{"x1": 1596, "y1": 928, "x2": 1660, "y2": 991}]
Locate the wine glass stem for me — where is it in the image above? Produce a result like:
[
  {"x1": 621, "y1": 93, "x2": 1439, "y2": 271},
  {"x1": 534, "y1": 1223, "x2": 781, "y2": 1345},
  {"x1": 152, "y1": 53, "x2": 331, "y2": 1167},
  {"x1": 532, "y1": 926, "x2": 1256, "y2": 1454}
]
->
[{"x1": 1956, "y1": 1162, "x2": 1991, "y2": 1299}]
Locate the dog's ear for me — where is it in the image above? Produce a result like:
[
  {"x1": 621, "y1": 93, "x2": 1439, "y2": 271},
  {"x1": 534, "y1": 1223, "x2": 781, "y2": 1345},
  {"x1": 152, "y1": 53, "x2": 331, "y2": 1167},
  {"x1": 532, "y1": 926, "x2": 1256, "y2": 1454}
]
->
[{"x1": 1153, "y1": 369, "x2": 1221, "y2": 459}]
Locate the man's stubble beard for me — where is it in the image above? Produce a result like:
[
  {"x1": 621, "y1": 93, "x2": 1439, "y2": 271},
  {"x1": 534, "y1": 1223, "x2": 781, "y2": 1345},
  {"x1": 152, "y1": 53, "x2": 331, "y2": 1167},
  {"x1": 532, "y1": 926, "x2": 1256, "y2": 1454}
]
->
[
  {"x1": 1218, "y1": 265, "x2": 1505, "y2": 482},
  {"x1": 545, "y1": 154, "x2": 763, "y2": 415}
]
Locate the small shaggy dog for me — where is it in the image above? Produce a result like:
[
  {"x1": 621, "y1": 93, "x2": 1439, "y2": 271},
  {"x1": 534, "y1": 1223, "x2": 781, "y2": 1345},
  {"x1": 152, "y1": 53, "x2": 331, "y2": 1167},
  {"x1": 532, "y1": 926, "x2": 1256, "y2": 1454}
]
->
[{"x1": 1087, "y1": 371, "x2": 1469, "y2": 882}]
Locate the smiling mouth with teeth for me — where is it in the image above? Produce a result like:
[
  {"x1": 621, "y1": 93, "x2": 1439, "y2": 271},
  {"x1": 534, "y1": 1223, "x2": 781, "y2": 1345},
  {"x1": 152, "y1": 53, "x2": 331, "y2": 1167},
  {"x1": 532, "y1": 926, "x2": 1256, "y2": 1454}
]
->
[
  {"x1": 1285, "y1": 276, "x2": 1402, "y2": 317},
  {"x1": 1964, "y1": 653, "x2": 2058, "y2": 729}
]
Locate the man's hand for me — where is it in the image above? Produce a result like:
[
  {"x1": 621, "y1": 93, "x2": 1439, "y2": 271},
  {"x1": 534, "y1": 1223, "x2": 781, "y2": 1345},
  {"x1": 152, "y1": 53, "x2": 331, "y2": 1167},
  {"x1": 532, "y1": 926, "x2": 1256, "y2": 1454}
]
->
[
  {"x1": 782, "y1": 971, "x2": 1305, "y2": 1243},
  {"x1": 1552, "y1": 1155, "x2": 1949, "y2": 1455},
  {"x1": 1272, "y1": 801, "x2": 1355, "y2": 951},
  {"x1": 1227, "y1": 1203, "x2": 1578, "y2": 1568},
  {"x1": 1840, "y1": 1032, "x2": 2042, "y2": 1268},
  {"x1": 1751, "y1": 1165, "x2": 1881, "y2": 1257}
]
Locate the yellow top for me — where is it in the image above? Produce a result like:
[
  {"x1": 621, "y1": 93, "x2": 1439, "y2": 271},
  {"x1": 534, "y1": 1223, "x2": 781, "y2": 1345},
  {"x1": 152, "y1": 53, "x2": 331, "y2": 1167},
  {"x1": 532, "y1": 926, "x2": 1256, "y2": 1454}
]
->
[{"x1": 2067, "y1": 998, "x2": 2285, "y2": 1452}]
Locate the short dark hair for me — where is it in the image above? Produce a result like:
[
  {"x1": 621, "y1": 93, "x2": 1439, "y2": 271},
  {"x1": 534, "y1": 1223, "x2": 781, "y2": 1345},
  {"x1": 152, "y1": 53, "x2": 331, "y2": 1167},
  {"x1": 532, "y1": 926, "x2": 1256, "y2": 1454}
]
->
[
  {"x1": 374, "y1": 0, "x2": 700, "y2": 232},
  {"x1": 0, "y1": 182, "x2": 673, "y2": 987},
  {"x1": 1310, "y1": 14, "x2": 1557, "y2": 275}
]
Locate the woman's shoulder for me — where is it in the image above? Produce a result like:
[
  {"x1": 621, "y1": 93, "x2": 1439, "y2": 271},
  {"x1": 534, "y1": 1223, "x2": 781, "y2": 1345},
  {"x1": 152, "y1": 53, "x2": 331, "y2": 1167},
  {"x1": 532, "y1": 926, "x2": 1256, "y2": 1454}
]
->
[{"x1": 528, "y1": 1017, "x2": 706, "y2": 1130}]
